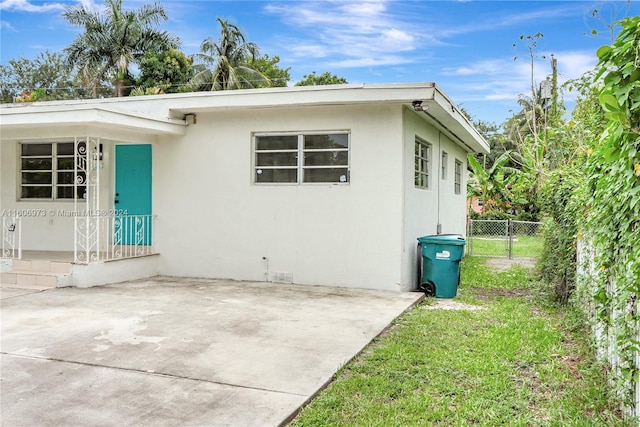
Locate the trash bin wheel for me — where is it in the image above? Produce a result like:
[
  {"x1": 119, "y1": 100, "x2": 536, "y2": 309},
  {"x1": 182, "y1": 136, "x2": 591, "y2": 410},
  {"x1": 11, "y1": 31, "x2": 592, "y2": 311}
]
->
[{"x1": 419, "y1": 281, "x2": 436, "y2": 297}]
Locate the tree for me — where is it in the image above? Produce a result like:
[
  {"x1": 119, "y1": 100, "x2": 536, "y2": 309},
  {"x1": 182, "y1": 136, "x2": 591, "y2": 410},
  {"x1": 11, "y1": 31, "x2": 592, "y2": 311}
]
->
[
  {"x1": 512, "y1": 33, "x2": 546, "y2": 140},
  {"x1": 0, "y1": 51, "x2": 84, "y2": 102},
  {"x1": 467, "y1": 151, "x2": 522, "y2": 214},
  {"x1": 135, "y1": 49, "x2": 194, "y2": 94},
  {"x1": 63, "y1": 0, "x2": 179, "y2": 97},
  {"x1": 192, "y1": 18, "x2": 269, "y2": 91},
  {"x1": 471, "y1": 119, "x2": 518, "y2": 169},
  {"x1": 247, "y1": 54, "x2": 290, "y2": 87},
  {"x1": 295, "y1": 71, "x2": 348, "y2": 86}
]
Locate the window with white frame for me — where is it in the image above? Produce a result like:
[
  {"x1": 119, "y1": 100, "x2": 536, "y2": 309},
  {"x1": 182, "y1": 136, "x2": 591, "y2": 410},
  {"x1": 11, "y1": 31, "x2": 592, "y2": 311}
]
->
[
  {"x1": 454, "y1": 159, "x2": 463, "y2": 194},
  {"x1": 414, "y1": 137, "x2": 431, "y2": 189},
  {"x1": 254, "y1": 132, "x2": 349, "y2": 184},
  {"x1": 441, "y1": 151, "x2": 448, "y2": 180},
  {"x1": 20, "y1": 142, "x2": 86, "y2": 200}
]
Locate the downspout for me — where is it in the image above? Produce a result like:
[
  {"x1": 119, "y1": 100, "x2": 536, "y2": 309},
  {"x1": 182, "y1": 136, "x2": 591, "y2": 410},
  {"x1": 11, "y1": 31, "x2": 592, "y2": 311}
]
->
[{"x1": 437, "y1": 132, "x2": 442, "y2": 234}]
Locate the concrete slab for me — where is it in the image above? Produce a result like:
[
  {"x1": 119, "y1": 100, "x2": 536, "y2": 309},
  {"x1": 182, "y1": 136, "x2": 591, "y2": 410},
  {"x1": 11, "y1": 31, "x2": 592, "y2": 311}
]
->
[
  {"x1": 0, "y1": 286, "x2": 47, "y2": 299},
  {"x1": 1, "y1": 277, "x2": 423, "y2": 426}
]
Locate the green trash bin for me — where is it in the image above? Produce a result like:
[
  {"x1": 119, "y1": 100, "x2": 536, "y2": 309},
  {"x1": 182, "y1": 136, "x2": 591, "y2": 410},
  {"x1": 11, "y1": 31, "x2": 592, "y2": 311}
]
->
[{"x1": 417, "y1": 234, "x2": 466, "y2": 298}]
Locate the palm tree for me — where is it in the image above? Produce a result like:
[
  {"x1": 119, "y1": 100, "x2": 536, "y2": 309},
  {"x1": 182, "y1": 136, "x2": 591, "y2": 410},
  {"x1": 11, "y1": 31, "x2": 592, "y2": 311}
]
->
[
  {"x1": 192, "y1": 18, "x2": 269, "y2": 91},
  {"x1": 63, "y1": 0, "x2": 179, "y2": 97}
]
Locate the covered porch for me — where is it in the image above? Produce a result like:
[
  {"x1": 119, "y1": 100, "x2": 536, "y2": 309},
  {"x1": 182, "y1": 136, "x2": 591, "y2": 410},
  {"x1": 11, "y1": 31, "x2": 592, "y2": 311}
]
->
[{"x1": 0, "y1": 102, "x2": 187, "y2": 287}]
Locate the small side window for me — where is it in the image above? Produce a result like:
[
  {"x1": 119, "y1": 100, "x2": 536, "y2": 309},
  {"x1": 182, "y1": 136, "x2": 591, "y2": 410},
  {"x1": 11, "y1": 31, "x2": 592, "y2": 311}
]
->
[{"x1": 454, "y1": 159, "x2": 463, "y2": 194}]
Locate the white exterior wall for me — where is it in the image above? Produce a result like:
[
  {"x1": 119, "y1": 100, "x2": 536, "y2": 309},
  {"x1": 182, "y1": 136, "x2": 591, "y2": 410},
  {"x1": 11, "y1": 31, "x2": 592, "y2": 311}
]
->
[
  {"x1": 153, "y1": 104, "x2": 406, "y2": 291},
  {"x1": 0, "y1": 138, "x2": 147, "y2": 251},
  {"x1": 400, "y1": 107, "x2": 470, "y2": 289},
  {"x1": 1, "y1": 140, "x2": 82, "y2": 251}
]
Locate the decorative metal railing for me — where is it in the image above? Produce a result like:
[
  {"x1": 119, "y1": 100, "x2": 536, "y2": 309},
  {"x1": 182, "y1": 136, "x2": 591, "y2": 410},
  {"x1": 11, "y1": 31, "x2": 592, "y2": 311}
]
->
[
  {"x1": 74, "y1": 214, "x2": 155, "y2": 264},
  {"x1": 1, "y1": 216, "x2": 22, "y2": 259}
]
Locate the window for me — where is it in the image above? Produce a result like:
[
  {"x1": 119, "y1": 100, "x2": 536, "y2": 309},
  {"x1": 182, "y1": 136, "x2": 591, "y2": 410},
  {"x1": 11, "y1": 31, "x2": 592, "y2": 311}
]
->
[
  {"x1": 454, "y1": 159, "x2": 463, "y2": 194},
  {"x1": 20, "y1": 142, "x2": 85, "y2": 200},
  {"x1": 414, "y1": 137, "x2": 431, "y2": 189},
  {"x1": 441, "y1": 151, "x2": 448, "y2": 180},
  {"x1": 254, "y1": 133, "x2": 349, "y2": 184}
]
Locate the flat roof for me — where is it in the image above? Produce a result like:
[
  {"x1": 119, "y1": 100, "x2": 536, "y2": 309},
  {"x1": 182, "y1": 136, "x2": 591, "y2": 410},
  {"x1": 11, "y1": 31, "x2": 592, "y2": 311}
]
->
[{"x1": 0, "y1": 83, "x2": 489, "y2": 153}]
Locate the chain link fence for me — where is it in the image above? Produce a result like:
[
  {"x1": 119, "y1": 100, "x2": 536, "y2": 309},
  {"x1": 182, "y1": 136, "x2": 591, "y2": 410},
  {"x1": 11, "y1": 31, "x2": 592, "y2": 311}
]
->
[{"x1": 466, "y1": 219, "x2": 544, "y2": 258}]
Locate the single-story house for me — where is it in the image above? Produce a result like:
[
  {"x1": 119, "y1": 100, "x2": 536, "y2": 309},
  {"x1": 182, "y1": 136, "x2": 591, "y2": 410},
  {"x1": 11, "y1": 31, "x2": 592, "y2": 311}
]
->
[{"x1": 0, "y1": 83, "x2": 489, "y2": 291}]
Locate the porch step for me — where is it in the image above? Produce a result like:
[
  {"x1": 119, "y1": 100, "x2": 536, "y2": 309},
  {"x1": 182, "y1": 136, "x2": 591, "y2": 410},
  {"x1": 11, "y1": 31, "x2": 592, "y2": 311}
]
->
[{"x1": 0, "y1": 259, "x2": 73, "y2": 290}]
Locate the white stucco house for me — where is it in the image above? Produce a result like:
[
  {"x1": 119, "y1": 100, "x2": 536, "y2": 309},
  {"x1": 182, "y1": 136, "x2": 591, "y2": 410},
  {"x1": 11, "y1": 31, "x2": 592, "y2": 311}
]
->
[{"x1": 0, "y1": 83, "x2": 488, "y2": 291}]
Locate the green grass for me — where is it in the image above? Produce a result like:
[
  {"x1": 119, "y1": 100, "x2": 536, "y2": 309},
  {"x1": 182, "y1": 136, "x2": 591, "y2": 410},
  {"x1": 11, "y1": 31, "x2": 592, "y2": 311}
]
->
[
  {"x1": 290, "y1": 257, "x2": 630, "y2": 427},
  {"x1": 467, "y1": 235, "x2": 544, "y2": 258}
]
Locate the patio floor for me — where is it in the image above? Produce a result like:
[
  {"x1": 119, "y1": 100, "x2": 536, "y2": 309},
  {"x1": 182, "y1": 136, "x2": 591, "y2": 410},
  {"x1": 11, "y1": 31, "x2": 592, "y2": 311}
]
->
[{"x1": 1, "y1": 276, "x2": 423, "y2": 426}]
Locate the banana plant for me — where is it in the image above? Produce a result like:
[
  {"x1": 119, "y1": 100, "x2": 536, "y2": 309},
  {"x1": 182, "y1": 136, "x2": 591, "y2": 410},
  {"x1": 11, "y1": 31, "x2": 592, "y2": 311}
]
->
[{"x1": 467, "y1": 151, "x2": 522, "y2": 213}]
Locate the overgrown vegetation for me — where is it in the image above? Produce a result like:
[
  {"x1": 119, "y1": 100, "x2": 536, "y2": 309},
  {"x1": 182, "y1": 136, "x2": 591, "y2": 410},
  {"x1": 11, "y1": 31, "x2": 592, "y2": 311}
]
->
[
  {"x1": 290, "y1": 258, "x2": 630, "y2": 426},
  {"x1": 577, "y1": 16, "x2": 640, "y2": 413},
  {"x1": 466, "y1": 12, "x2": 639, "y2": 419}
]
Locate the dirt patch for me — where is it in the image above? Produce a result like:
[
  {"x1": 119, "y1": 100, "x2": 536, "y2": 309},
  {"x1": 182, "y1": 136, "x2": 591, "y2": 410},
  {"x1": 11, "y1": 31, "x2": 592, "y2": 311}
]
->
[
  {"x1": 485, "y1": 257, "x2": 538, "y2": 272},
  {"x1": 421, "y1": 299, "x2": 485, "y2": 311}
]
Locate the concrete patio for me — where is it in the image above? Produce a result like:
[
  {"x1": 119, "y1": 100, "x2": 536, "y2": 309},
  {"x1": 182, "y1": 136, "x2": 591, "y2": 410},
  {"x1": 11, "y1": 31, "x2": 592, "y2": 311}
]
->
[{"x1": 1, "y1": 277, "x2": 423, "y2": 426}]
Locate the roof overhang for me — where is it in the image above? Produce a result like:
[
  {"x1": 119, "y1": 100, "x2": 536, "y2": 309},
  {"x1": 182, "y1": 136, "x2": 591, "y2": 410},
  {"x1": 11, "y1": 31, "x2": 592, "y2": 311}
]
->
[
  {"x1": 161, "y1": 83, "x2": 489, "y2": 154},
  {"x1": 0, "y1": 104, "x2": 187, "y2": 142},
  {"x1": 0, "y1": 83, "x2": 488, "y2": 153}
]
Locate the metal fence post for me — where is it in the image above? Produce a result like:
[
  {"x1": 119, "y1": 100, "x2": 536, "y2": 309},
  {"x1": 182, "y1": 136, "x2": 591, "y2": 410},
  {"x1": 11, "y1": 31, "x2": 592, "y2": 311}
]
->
[
  {"x1": 508, "y1": 219, "x2": 513, "y2": 259},
  {"x1": 467, "y1": 218, "x2": 473, "y2": 256}
]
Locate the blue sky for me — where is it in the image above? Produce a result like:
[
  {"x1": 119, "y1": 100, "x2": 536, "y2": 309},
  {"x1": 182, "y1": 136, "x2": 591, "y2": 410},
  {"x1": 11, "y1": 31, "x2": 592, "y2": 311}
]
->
[{"x1": 0, "y1": 0, "x2": 637, "y2": 124}]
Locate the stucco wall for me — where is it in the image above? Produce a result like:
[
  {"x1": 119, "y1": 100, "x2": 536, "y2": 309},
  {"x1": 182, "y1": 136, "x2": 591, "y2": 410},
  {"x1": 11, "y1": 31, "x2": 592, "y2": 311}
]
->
[
  {"x1": 0, "y1": 138, "x2": 151, "y2": 251},
  {"x1": 400, "y1": 107, "x2": 469, "y2": 289},
  {"x1": 1, "y1": 99, "x2": 472, "y2": 292},
  {"x1": 153, "y1": 104, "x2": 406, "y2": 290}
]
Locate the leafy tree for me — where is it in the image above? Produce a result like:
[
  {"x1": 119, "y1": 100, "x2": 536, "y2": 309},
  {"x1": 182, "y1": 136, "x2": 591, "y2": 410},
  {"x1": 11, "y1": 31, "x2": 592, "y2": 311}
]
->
[
  {"x1": 471, "y1": 119, "x2": 518, "y2": 169},
  {"x1": 135, "y1": 49, "x2": 194, "y2": 94},
  {"x1": 467, "y1": 151, "x2": 521, "y2": 214},
  {"x1": 247, "y1": 54, "x2": 290, "y2": 87},
  {"x1": 192, "y1": 18, "x2": 269, "y2": 91},
  {"x1": 63, "y1": 0, "x2": 179, "y2": 97},
  {"x1": 295, "y1": 71, "x2": 348, "y2": 86},
  {"x1": 0, "y1": 51, "x2": 84, "y2": 102}
]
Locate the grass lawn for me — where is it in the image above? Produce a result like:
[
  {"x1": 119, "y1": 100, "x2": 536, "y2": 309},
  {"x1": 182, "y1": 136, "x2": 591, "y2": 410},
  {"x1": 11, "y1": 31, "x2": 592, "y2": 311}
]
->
[
  {"x1": 467, "y1": 235, "x2": 544, "y2": 258},
  {"x1": 289, "y1": 257, "x2": 630, "y2": 426}
]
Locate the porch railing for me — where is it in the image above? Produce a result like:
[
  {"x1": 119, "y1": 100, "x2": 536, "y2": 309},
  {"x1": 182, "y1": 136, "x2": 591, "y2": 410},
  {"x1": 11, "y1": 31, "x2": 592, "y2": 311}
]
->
[
  {"x1": 74, "y1": 214, "x2": 155, "y2": 264},
  {"x1": 1, "y1": 216, "x2": 22, "y2": 259}
]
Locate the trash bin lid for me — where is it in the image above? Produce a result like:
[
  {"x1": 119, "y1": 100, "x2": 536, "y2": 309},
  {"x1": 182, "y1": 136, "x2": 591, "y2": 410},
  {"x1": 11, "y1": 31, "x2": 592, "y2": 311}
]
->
[{"x1": 417, "y1": 234, "x2": 466, "y2": 245}]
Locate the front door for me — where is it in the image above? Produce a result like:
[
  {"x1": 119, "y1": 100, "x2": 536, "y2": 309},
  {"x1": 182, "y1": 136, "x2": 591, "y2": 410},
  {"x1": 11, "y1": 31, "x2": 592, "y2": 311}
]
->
[{"x1": 115, "y1": 144, "x2": 152, "y2": 245}]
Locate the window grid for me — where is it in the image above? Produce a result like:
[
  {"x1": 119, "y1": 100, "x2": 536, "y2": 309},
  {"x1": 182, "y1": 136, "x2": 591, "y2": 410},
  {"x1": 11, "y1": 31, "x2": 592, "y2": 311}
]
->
[
  {"x1": 414, "y1": 138, "x2": 431, "y2": 189},
  {"x1": 20, "y1": 142, "x2": 85, "y2": 200},
  {"x1": 454, "y1": 159, "x2": 463, "y2": 194},
  {"x1": 254, "y1": 133, "x2": 350, "y2": 184}
]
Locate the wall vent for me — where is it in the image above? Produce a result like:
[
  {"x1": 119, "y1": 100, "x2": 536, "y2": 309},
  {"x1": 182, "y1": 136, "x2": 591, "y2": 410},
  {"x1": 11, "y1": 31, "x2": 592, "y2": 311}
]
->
[{"x1": 271, "y1": 271, "x2": 293, "y2": 284}]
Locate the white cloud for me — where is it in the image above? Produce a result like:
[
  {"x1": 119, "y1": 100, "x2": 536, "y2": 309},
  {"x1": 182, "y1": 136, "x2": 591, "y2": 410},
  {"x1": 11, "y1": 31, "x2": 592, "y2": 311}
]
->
[
  {"x1": 0, "y1": 20, "x2": 16, "y2": 30},
  {"x1": 327, "y1": 55, "x2": 414, "y2": 68},
  {"x1": 0, "y1": 0, "x2": 65, "y2": 12},
  {"x1": 438, "y1": 48, "x2": 598, "y2": 110},
  {"x1": 442, "y1": 59, "x2": 509, "y2": 76},
  {"x1": 264, "y1": 0, "x2": 423, "y2": 68},
  {"x1": 440, "y1": 3, "x2": 586, "y2": 38},
  {"x1": 289, "y1": 44, "x2": 330, "y2": 59},
  {"x1": 552, "y1": 50, "x2": 597, "y2": 81}
]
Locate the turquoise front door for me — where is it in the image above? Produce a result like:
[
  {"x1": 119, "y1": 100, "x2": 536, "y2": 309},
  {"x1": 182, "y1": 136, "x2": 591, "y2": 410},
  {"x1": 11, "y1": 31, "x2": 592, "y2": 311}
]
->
[{"x1": 115, "y1": 144, "x2": 152, "y2": 245}]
